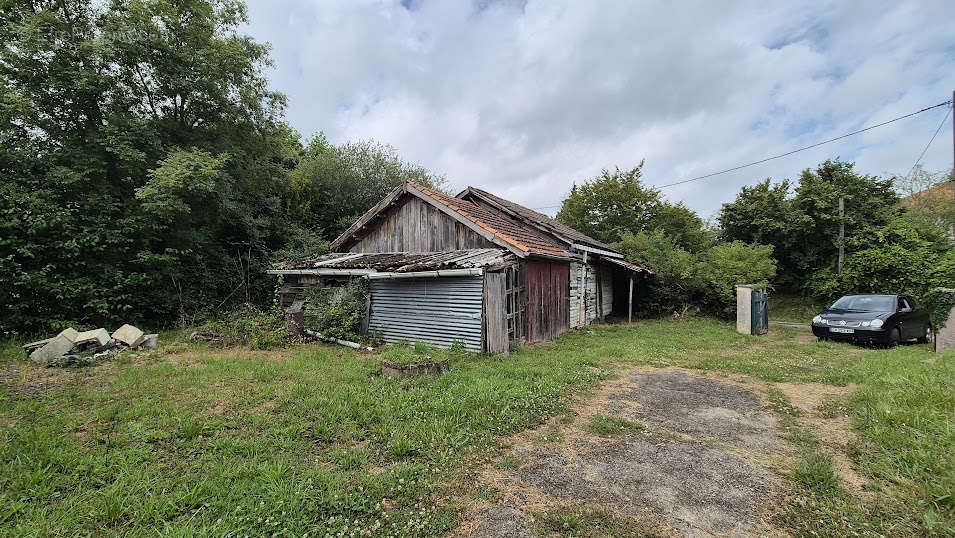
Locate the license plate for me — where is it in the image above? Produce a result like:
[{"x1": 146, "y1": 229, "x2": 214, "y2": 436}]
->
[{"x1": 830, "y1": 327, "x2": 854, "y2": 334}]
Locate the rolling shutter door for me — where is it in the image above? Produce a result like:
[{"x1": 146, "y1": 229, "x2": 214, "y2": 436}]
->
[{"x1": 369, "y1": 276, "x2": 484, "y2": 351}]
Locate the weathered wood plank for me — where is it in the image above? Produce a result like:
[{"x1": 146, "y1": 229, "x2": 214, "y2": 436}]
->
[
  {"x1": 483, "y1": 271, "x2": 508, "y2": 354},
  {"x1": 349, "y1": 196, "x2": 498, "y2": 253}
]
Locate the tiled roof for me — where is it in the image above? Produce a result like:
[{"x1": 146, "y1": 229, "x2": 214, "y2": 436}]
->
[
  {"x1": 275, "y1": 249, "x2": 515, "y2": 272},
  {"x1": 459, "y1": 187, "x2": 617, "y2": 252},
  {"x1": 409, "y1": 183, "x2": 572, "y2": 258}
]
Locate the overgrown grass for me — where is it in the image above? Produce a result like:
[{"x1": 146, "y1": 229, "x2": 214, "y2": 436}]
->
[
  {"x1": 770, "y1": 293, "x2": 824, "y2": 322},
  {"x1": 586, "y1": 414, "x2": 645, "y2": 437},
  {"x1": 1, "y1": 316, "x2": 952, "y2": 535},
  {"x1": 535, "y1": 507, "x2": 657, "y2": 537}
]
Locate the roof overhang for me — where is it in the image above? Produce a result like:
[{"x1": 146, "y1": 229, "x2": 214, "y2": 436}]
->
[
  {"x1": 570, "y1": 243, "x2": 623, "y2": 259},
  {"x1": 267, "y1": 268, "x2": 484, "y2": 279}
]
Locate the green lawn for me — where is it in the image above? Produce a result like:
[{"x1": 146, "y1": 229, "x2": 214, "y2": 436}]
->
[{"x1": 1, "y1": 318, "x2": 952, "y2": 536}]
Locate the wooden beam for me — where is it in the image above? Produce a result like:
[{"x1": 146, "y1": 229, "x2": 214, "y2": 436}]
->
[{"x1": 628, "y1": 277, "x2": 634, "y2": 324}]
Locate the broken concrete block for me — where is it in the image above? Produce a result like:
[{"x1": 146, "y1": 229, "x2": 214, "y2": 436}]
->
[
  {"x1": 59, "y1": 327, "x2": 79, "y2": 342},
  {"x1": 112, "y1": 324, "x2": 145, "y2": 347},
  {"x1": 284, "y1": 301, "x2": 305, "y2": 339},
  {"x1": 29, "y1": 334, "x2": 75, "y2": 366},
  {"x1": 139, "y1": 334, "x2": 158, "y2": 350},
  {"x1": 23, "y1": 337, "x2": 52, "y2": 355},
  {"x1": 74, "y1": 328, "x2": 111, "y2": 347},
  {"x1": 23, "y1": 327, "x2": 79, "y2": 356}
]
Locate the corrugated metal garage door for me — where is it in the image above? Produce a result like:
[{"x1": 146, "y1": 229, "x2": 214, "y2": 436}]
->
[{"x1": 369, "y1": 276, "x2": 484, "y2": 351}]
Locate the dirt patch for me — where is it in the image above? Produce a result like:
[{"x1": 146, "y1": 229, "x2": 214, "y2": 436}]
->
[
  {"x1": 466, "y1": 368, "x2": 786, "y2": 536},
  {"x1": 468, "y1": 505, "x2": 536, "y2": 538},
  {"x1": 0, "y1": 360, "x2": 90, "y2": 397},
  {"x1": 463, "y1": 368, "x2": 865, "y2": 536},
  {"x1": 515, "y1": 436, "x2": 773, "y2": 537},
  {"x1": 605, "y1": 370, "x2": 778, "y2": 452}
]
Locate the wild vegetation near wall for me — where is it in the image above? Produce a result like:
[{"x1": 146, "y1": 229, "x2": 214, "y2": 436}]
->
[{"x1": 557, "y1": 166, "x2": 776, "y2": 318}]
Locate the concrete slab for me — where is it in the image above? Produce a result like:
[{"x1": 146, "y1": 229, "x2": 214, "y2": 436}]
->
[
  {"x1": 74, "y1": 328, "x2": 111, "y2": 347},
  {"x1": 58, "y1": 327, "x2": 79, "y2": 342},
  {"x1": 140, "y1": 334, "x2": 159, "y2": 349},
  {"x1": 29, "y1": 334, "x2": 75, "y2": 366},
  {"x1": 112, "y1": 324, "x2": 145, "y2": 347}
]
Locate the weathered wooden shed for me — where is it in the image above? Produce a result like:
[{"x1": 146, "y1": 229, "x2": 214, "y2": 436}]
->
[{"x1": 269, "y1": 181, "x2": 652, "y2": 353}]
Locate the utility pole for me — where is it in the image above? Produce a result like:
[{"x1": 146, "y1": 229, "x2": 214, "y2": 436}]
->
[{"x1": 837, "y1": 196, "x2": 845, "y2": 274}]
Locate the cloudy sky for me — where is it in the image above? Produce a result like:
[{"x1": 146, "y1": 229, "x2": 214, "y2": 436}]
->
[{"x1": 244, "y1": 0, "x2": 955, "y2": 218}]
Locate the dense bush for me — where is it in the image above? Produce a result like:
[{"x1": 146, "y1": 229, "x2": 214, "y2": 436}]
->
[
  {"x1": 197, "y1": 304, "x2": 287, "y2": 350},
  {"x1": 617, "y1": 231, "x2": 776, "y2": 318},
  {"x1": 719, "y1": 160, "x2": 903, "y2": 292},
  {"x1": 697, "y1": 242, "x2": 776, "y2": 316},
  {"x1": 808, "y1": 217, "x2": 955, "y2": 319},
  {"x1": 303, "y1": 279, "x2": 370, "y2": 341}
]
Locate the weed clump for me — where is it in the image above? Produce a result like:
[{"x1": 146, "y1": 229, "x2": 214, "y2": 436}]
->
[
  {"x1": 586, "y1": 414, "x2": 645, "y2": 437},
  {"x1": 304, "y1": 279, "x2": 369, "y2": 342},
  {"x1": 196, "y1": 304, "x2": 286, "y2": 349}
]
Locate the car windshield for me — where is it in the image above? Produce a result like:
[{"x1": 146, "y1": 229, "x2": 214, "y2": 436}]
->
[{"x1": 829, "y1": 295, "x2": 894, "y2": 312}]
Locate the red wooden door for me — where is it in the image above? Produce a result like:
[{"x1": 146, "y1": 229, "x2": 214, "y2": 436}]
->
[{"x1": 524, "y1": 260, "x2": 570, "y2": 343}]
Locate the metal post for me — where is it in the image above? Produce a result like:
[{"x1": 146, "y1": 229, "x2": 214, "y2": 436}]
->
[
  {"x1": 628, "y1": 277, "x2": 634, "y2": 324},
  {"x1": 837, "y1": 196, "x2": 845, "y2": 274}
]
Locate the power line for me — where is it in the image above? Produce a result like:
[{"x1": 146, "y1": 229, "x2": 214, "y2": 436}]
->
[
  {"x1": 530, "y1": 98, "x2": 953, "y2": 209},
  {"x1": 655, "y1": 99, "x2": 952, "y2": 189},
  {"x1": 905, "y1": 101, "x2": 951, "y2": 179}
]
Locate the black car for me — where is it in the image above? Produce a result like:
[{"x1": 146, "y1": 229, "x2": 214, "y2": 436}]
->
[{"x1": 811, "y1": 294, "x2": 933, "y2": 346}]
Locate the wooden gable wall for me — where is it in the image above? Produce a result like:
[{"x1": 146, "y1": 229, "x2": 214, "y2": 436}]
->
[{"x1": 346, "y1": 195, "x2": 498, "y2": 253}]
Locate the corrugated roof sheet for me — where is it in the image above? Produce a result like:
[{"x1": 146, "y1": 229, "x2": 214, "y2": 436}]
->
[
  {"x1": 459, "y1": 187, "x2": 618, "y2": 252},
  {"x1": 604, "y1": 257, "x2": 654, "y2": 275},
  {"x1": 410, "y1": 183, "x2": 572, "y2": 258},
  {"x1": 277, "y1": 249, "x2": 516, "y2": 272}
]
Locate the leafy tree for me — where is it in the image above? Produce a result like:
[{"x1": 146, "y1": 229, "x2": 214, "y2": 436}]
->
[
  {"x1": 557, "y1": 163, "x2": 661, "y2": 244},
  {"x1": 0, "y1": 0, "x2": 296, "y2": 334},
  {"x1": 289, "y1": 136, "x2": 447, "y2": 240},
  {"x1": 556, "y1": 162, "x2": 710, "y2": 250},
  {"x1": 810, "y1": 217, "x2": 955, "y2": 302},
  {"x1": 650, "y1": 201, "x2": 714, "y2": 252},
  {"x1": 897, "y1": 166, "x2": 955, "y2": 242},
  {"x1": 719, "y1": 160, "x2": 907, "y2": 294},
  {"x1": 718, "y1": 179, "x2": 797, "y2": 279},
  {"x1": 790, "y1": 160, "x2": 901, "y2": 284}
]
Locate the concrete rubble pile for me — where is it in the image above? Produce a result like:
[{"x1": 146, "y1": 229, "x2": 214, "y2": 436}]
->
[{"x1": 23, "y1": 324, "x2": 158, "y2": 367}]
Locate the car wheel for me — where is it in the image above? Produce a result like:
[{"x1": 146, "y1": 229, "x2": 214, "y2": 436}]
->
[
  {"x1": 888, "y1": 327, "x2": 901, "y2": 348},
  {"x1": 917, "y1": 324, "x2": 933, "y2": 344},
  {"x1": 817, "y1": 336, "x2": 828, "y2": 342}
]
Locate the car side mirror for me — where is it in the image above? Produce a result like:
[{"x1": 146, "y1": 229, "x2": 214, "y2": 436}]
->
[{"x1": 899, "y1": 307, "x2": 912, "y2": 313}]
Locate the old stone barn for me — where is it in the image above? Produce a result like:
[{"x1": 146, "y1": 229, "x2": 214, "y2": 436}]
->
[{"x1": 270, "y1": 182, "x2": 651, "y2": 353}]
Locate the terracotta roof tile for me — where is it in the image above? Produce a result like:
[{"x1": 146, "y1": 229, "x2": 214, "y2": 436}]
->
[
  {"x1": 460, "y1": 187, "x2": 617, "y2": 252},
  {"x1": 409, "y1": 182, "x2": 571, "y2": 258}
]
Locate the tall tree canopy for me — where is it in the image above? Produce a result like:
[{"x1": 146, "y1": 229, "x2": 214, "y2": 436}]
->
[
  {"x1": 288, "y1": 136, "x2": 447, "y2": 240},
  {"x1": 0, "y1": 0, "x2": 298, "y2": 333},
  {"x1": 719, "y1": 160, "x2": 952, "y2": 299},
  {"x1": 556, "y1": 163, "x2": 711, "y2": 250}
]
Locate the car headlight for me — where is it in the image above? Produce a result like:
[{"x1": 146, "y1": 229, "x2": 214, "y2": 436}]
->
[
  {"x1": 812, "y1": 315, "x2": 824, "y2": 325},
  {"x1": 869, "y1": 319, "x2": 884, "y2": 328}
]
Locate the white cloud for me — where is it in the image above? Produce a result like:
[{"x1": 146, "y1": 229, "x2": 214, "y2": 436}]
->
[{"x1": 245, "y1": 0, "x2": 955, "y2": 216}]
